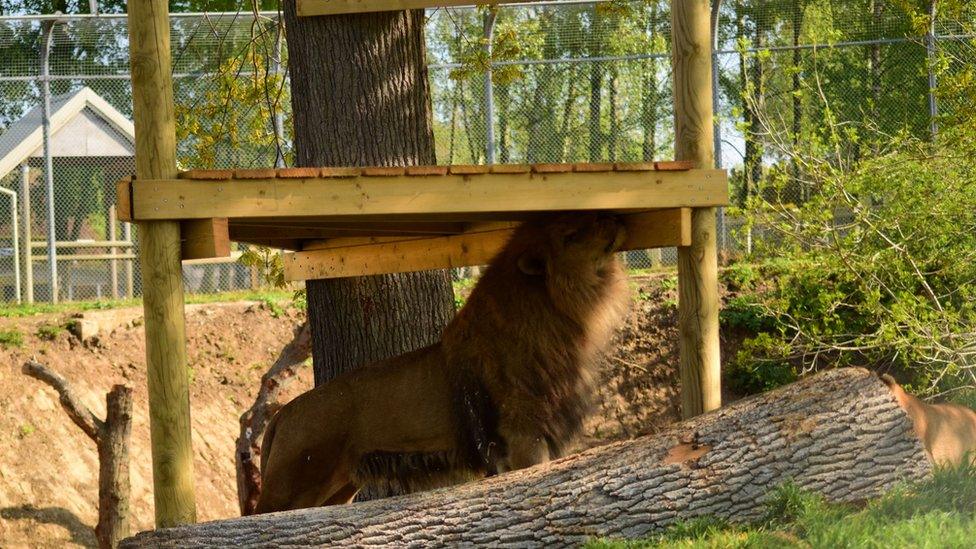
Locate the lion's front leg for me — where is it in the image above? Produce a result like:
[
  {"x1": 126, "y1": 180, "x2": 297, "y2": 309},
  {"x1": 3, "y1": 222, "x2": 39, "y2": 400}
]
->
[{"x1": 497, "y1": 431, "x2": 550, "y2": 473}]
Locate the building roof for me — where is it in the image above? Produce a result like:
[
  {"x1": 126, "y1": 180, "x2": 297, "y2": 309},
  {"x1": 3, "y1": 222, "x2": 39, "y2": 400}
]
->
[{"x1": 0, "y1": 86, "x2": 135, "y2": 180}]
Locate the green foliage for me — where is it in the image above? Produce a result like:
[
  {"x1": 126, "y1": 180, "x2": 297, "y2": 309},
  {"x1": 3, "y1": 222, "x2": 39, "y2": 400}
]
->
[
  {"x1": 175, "y1": 44, "x2": 291, "y2": 170},
  {"x1": 238, "y1": 246, "x2": 285, "y2": 290},
  {"x1": 258, "y1": 297, "x2": 284, "y2": 319},
  {"x1": 0, "y1": 328, "x2": 23, "y2": 348},
  {"x1": 720, "y1": 263, "x2": 759, "y2": 293},
  {"x1": 588, "y1": 462, "x2": 976, "y2": 548},
  {"x1": 658, "y1": 275, "x2": 677, "y2": 292},
  {"x1": 726, "y1": 332, "x2": 797, "y2": 395},
  {"x1": 735, "y1": 116, "x2": 976, "y2": 393},
  {"x1": 720, "y1": 296, "x2": 775, "y2": 333},
  {"x1": 35, "y1": 322, "x2": 64, "y2": 341}
]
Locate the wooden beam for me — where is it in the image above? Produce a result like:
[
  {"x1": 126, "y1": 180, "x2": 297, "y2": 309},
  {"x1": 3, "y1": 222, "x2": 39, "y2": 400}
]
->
[
  {"x1": 297, "y1": 0, "x2": 521, "y2": 16},
  {"x1": 127, "y1": 0, "x2": 197, "y2": 528},
  {"x1": 129, "y1": 169, "x2": 728, "y2": 221},
  {"x1": 673, "y1": 0, "x2": 722, "y2": 419},
  {"x1": 181, "y1": 218, "x2": 230, "y2": 260},
  {"x1": 283, "y1": 209, "x2": 690, "y2": 281},
  {"x1": 229, "y1": 220, "x2": 467, "y2": 236},
  {"x1": 116, "y1": 178, "x2": 133, "y2": 222}
]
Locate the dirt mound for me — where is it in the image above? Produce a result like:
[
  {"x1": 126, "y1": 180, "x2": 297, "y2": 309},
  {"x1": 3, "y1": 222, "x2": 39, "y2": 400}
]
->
[
  {"x1": 1, "y1": 275, "x2": 714, "y2": 547},
  {"x1": 0, "y1": 301, "x2": 311, "y2": 547}
]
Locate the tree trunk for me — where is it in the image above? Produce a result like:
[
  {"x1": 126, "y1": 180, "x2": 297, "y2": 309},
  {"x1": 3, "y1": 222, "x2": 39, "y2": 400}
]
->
[
  {"x1": 96, "y1": 385, "x2": 133, "y2": 549},
  {"x1": 282, "y1": 4, "x2": 455, "y2": 385},
  {"x1": 282, "y1": 2, "x2": 456, "y2": 500},
  {"x1": 588, "y1": 57, "x2": 603, "y2": 161},
  {"x1": 122, "y1": 368, "x2": 933, "y2": 548}
]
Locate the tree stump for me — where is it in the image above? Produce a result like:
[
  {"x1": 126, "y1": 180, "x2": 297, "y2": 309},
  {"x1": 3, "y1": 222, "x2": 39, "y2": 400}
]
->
[
  {"x1": 122, "y1": 368, "x2": 932, "y2": 547},
  {"x1": 23, "y1": 360, "x2": 133, "y2": 549}
]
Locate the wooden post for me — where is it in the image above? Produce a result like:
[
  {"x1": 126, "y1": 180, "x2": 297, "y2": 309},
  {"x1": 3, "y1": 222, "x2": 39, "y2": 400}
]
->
[
  {"x1": 127, "y1": 0, "x2": 197, "y2": 527},
  {"x1": 20, "y1": 163, "x2": 33, "y2": 304},
  {"x1": 123, "y1": 222, "x2": 134, "y2": 299},
  {"x1": 672, "y1": 0, "x2": 721, "y2": 418},
  {"x1": 109, "y1": 205, "x2": 119, "y2": 300}
]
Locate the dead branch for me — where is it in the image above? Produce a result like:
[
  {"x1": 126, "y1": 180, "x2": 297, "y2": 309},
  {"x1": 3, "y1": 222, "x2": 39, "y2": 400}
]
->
[{"x1": 23, "y1": 359, "x2": 104, "y2": 442}]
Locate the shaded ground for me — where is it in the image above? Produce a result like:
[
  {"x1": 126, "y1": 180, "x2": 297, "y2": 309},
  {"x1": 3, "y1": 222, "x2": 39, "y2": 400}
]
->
[{"x1": 0, "y1": 274, "x2": 739, "y2": 547}]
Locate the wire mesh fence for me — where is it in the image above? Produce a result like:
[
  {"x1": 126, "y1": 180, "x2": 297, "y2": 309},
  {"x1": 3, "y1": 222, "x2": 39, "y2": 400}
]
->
[{"x1": 0, "y1": 1, "x2": 969, "y2": 303}]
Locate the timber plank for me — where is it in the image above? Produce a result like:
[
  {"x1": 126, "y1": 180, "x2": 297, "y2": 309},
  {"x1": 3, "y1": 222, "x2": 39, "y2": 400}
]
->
[
  {"x1": 282, "y1": 209, "x2": 690, "y2": 280},
  {"x1": 131, "y1": 169, "x2": 729, "y2": 221}
]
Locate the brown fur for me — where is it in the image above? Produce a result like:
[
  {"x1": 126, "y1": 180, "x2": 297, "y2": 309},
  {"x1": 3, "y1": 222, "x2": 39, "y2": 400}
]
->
[
  {"x1": 880, "y1": 374, "x2": 976, "y2": 467},
  {"x1": 255, "y1": 213, "x2": 631, "y2": 513}
]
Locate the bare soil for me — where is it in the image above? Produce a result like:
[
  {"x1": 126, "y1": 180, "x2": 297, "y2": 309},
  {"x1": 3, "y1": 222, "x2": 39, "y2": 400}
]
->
[{"x1": 0, "y1": 275, "x2": 737, "y2": 547}]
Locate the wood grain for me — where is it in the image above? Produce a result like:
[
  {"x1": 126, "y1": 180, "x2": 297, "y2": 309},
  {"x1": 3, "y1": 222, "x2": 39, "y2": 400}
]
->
[
  {"x1": 129, "y1": 169, "x2": 729, "y2": 221},
  {"x1": 127, "y1": 0, "x2": 197, "y2": 527},
  {"x1": 672, "y1": 0, "x2": 721, "y2": 419}
]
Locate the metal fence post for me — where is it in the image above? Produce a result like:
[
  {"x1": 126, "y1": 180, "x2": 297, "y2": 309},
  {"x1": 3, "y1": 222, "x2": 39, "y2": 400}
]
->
[
  {"x1": 711, "y1": 0, "x2": 725, "y2": 255},
  {"x1": 484, "y1": 8, "x2": 497, "y2": 164},
  {"x1": 19, "y1": 163, "x2": 33, "y2": 303},
  {"x1": 40, "y1": 17, "x2": 59, "y2": 303},
  {"x1": 926, "y1": 0, "x2": 939, "y2": 139},
  {"x1": 0, "y1": 188, "x2": 19, "y2": 303}
]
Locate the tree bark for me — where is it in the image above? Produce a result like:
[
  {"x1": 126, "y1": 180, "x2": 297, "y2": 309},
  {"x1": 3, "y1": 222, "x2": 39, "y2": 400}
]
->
[
  {"x1": 235, "y1": 322, "x2": 312, "y2": 516},
  {"x1": 122, "y1": 368, "x2": 932, "y2": 548},
  {"x1": 23, "y1": 360, "x2": 133, "y2": 549},
  {"x1": 96, "y1": 385, "x2": 133, "y2": 549},
  {"x1": 281, "y1": 6, "x2": 454, "y2": 386}
]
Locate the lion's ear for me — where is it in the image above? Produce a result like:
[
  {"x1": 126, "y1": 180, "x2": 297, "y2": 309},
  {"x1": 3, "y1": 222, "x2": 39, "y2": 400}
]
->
[{"x1": 517, "y1": 253, "x2": 545, "y2": 276}]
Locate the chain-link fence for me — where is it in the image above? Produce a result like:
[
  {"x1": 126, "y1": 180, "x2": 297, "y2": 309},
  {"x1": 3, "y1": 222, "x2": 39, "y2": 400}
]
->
[{"x1": 0, "y1": 1, "x2": 969, "y2": 303}]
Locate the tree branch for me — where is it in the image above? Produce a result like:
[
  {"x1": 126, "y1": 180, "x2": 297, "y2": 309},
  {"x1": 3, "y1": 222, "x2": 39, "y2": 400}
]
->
[{"x1": 23, "y1": 359, "x2": 104, "y2": 442}]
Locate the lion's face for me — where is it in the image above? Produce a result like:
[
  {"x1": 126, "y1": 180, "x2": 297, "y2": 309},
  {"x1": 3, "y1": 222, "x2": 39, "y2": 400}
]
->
[{"x1": 517, "y1": 213, "x2": 626, "y2": 278}]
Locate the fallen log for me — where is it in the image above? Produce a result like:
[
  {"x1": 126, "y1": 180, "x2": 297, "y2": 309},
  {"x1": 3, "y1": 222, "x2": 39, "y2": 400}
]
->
[{"x1": 123, "y1": 368, "x2": 932, "y2": 547}]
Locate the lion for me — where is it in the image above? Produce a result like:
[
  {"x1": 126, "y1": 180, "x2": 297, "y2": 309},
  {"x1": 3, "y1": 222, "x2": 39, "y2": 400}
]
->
[
  {"x1": 254, "y1": 213, "x2": 631, "y2": 513},
  {"x1": 880, "y1": 374, "x2": 976, "y2": 467}
]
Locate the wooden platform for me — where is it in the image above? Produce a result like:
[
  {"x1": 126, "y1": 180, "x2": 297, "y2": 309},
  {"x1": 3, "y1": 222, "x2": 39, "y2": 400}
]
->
[
  {"x1": 297, "y1": 0, "x2": 522, "y2": 16},
  {"x1": 117, "y1": 161, "x2": 728, "y2": 279}
]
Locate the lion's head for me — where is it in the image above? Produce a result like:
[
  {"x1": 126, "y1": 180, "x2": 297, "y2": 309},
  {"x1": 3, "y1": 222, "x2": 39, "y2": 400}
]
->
[{"x1": 513, "y1": 212, "x2": 626, "y2": 282}]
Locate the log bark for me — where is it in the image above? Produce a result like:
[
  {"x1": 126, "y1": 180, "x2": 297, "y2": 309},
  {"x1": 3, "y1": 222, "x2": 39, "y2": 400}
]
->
[
  {"x1": 24, "y1": 360, "x2": 133, "y2": 549},
  {"x1": 122, "y1": 368, "x2": 932, "y2": 548},
  {"x1": 236, "y1": 322, "x2": 312, "y2": 516}
]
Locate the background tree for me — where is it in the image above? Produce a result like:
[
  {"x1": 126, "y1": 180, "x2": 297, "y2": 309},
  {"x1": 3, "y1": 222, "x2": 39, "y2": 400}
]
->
[{"x1": 281, "y1": 1, "x2": 456, "y2": 498}]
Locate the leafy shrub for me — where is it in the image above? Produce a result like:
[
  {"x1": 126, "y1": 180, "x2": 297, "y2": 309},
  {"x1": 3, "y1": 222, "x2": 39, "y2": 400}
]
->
[
  {"x1": 720, "y1": 262, "x2": 759, "y2": 292},
  {"x1": 734, "y1": 121, "x2": 976, "y2": 394}
]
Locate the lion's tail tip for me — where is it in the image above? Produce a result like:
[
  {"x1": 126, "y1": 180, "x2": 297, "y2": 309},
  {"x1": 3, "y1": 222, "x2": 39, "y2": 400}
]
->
[{"x1": 877, "y1": 372, "x2": 899, "y2": 388}]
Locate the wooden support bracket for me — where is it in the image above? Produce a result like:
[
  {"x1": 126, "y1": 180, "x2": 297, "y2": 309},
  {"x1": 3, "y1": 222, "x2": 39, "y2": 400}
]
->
[
  {"x1": 180, "y1": 218, "x2": 231, "y2": 261},
  {"x1": 283, "y1": 209, "x2": 691, "y2": 281}
]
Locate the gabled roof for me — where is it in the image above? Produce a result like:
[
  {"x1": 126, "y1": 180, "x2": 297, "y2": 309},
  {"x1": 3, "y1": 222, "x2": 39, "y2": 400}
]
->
[{"x1": 0, "y1": 87, "x2": 135, "y2": 180}]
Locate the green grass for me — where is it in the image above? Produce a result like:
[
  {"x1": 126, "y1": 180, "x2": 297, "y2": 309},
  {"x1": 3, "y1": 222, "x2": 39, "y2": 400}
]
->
[
  {"x1": 0, "y1": 328, "x2": 24, "y2": 348},
  {"x1": 0, "y1": 289, "x2": 295, "y2": 319},
  {"x1": 35, "y1": 322, "x2": 65, "y2": 341},
  {"x1": 588, "y1": 462, "x2": 976, "y2": 549}
]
